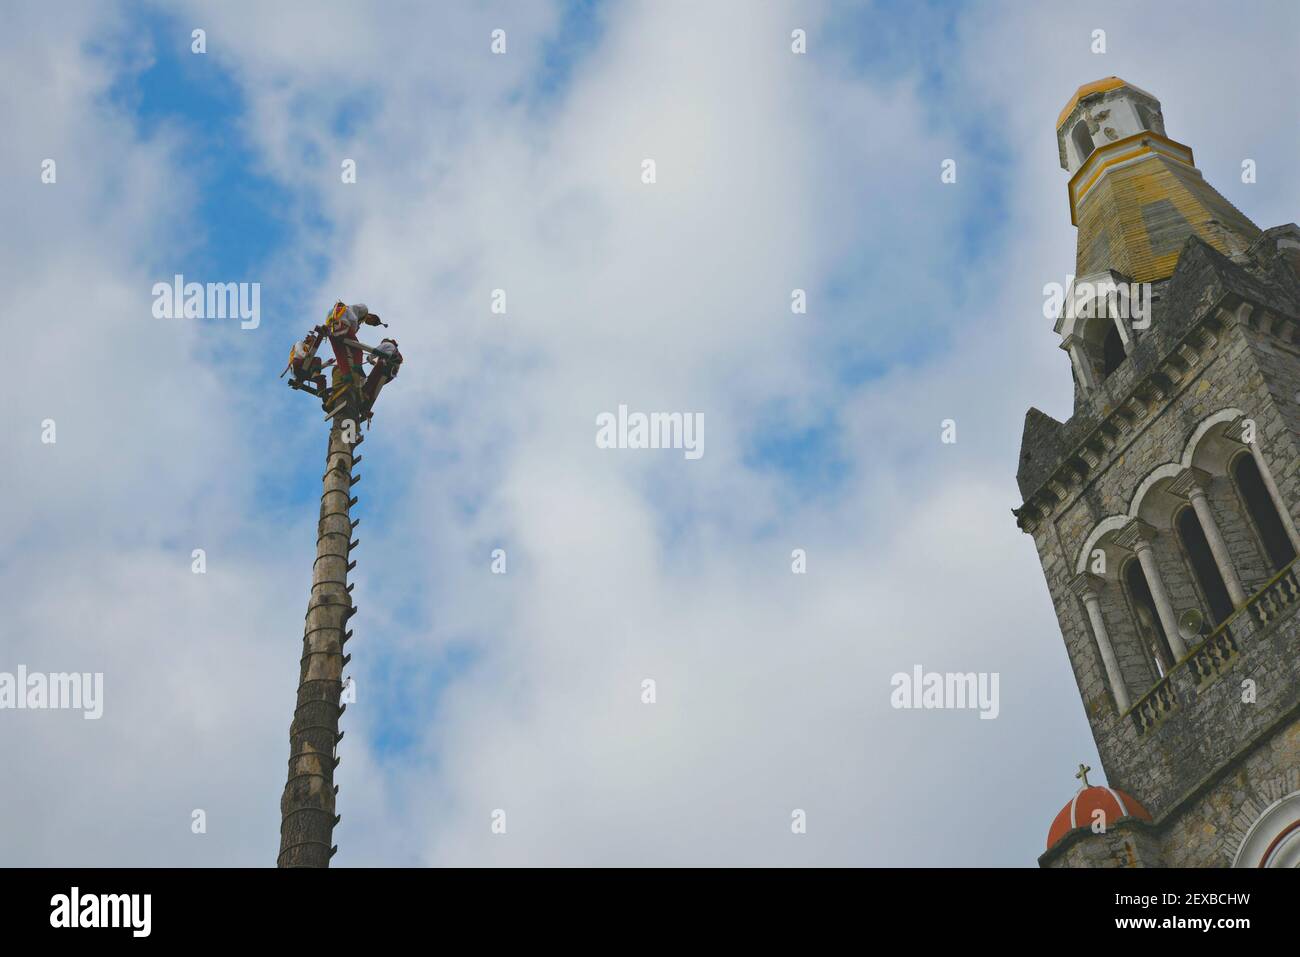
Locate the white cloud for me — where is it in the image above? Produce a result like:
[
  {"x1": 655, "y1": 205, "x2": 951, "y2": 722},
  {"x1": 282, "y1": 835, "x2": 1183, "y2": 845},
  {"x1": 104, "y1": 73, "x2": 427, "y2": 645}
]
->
[{"x1": 0, "y1": 1, "x2": 303, "y2": 865}]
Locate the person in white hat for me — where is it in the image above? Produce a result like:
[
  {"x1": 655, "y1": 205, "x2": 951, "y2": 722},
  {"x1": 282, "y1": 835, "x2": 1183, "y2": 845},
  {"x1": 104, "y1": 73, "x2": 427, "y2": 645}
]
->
[
  {"x1": 360, "y1": 338, "x2": 402, "y2": 423},
  {"x1": 282, "y1": 327, "x2": 331, "y2": 402}
]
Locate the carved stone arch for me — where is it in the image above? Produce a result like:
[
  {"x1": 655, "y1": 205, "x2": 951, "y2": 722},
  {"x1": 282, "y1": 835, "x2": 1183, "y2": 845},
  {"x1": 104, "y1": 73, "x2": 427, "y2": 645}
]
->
[
  {"x1": 1179, "y1": 406, "x2": 1294, "y2": 582},
  {"x1": 1128, "y1": 462, "x2": 1185, "y2": 527},
  {"x1": 1181, "y1": 407, "x2": 1247, "y2": 475},
  {"x1": 1075, "y1": 514, "x2": 1132, "y2": 579},
  {"x1": 1232, "y1": 791, "x2": 1300, "y2": 868}
]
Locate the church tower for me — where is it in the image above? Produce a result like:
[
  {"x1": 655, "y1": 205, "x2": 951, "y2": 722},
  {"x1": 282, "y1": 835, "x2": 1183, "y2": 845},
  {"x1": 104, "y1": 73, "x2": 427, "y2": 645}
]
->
[{"x1": 1015, "y1": 78, "x2": 1300, "y2": 867}]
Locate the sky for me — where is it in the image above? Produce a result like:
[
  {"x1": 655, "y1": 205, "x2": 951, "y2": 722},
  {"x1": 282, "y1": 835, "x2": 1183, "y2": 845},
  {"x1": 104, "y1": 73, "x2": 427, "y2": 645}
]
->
[{"x1": 1, "y1": 0, "x2": 1297, "y2": 866}]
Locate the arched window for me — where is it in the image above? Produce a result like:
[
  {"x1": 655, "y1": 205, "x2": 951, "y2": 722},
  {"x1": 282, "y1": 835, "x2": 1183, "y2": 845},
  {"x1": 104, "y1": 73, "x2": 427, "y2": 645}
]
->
[
  {"x1": 1101, "y1": 323, "x2": 1126, "y2": 377},
  {"x1": 1232, "y1": 452, "x2": 1297, "y2": 574},
  {"x1": 1072, "y1": 120, "x2": 1094, "y2": 164},
  {"x1": 1176, "y1": 506, "x2": 1234, "y2": 625},
  {"x1": 1124, "y1": 558, "x2": 1174, "y2": 675}
]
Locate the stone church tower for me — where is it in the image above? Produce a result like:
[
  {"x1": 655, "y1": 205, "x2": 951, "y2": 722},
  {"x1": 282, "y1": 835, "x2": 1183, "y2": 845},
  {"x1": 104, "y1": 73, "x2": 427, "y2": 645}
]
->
[{"x1": 1015, "y1": 78, "x2": 1300, "y2": 867}]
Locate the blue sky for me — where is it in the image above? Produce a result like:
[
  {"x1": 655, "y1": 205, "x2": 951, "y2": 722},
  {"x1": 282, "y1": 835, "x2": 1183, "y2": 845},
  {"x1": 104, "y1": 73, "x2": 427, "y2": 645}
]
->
[
  {"x1": 103, "y1": 15, "x2": 290, "y2": 281},
  {"x1": 3, "y1": 0, "x2": 1296, "y2": 867}
]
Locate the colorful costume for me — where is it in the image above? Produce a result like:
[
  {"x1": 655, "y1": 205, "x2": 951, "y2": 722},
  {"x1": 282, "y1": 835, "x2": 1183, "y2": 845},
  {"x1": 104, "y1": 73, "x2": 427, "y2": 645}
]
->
[
  {"x1": 359, "y1": 338, "x2": 402, "y2": 423},
  {"x1": 285, "y1": 329, "x2": 329, "y2": 398},
  {"x1": 323, "y1": 301, "x2": 383, "y2": 409}
]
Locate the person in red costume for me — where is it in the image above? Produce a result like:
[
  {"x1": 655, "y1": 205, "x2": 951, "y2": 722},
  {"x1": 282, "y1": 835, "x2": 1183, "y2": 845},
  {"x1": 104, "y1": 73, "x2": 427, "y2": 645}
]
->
[{"x1": 322, "y1": 301, "x2": 385, "y2": 409}]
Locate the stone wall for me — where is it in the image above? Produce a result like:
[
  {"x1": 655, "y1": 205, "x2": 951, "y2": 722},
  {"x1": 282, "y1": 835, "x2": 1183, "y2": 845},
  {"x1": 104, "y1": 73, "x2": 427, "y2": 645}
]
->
[
  {"x1": 1045, "y1": 818, "x2": 1163, "y2": 868},
  {"x1": 1160, "y1": 712, "x2": 1300, "y2": 866}
]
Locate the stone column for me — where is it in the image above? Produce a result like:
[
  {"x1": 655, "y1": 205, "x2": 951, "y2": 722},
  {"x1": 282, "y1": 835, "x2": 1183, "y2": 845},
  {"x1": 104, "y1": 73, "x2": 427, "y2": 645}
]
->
[
  {"x1": 1061, "y1": 334, "x2": 1098, "y2": 391},
  {"x1": 1071, "y1": 573, "x2": 1131, "y2": 712},
  {"x1": 1117, "y1": 520, "x2": 1188, "y2": 660},
  {"x1": 1250, "y1": 441, "x2": 1300, "y2": 555},
  {"x1": 1171, "y1": 467, "x2": 1248, "y2": 606}
]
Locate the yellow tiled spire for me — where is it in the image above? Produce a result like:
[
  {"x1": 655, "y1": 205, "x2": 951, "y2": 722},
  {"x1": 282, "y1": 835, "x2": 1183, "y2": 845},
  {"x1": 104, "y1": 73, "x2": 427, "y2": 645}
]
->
[{"x1": 1056, "y1": 78, "x2": 1260, "y2": 282}]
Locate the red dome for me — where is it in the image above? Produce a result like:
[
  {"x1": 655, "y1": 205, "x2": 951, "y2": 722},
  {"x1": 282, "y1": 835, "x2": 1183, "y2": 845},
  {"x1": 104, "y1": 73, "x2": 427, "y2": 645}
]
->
[{"x1": 1047, "y1": 785, "x2": 1152, "y2": 850}]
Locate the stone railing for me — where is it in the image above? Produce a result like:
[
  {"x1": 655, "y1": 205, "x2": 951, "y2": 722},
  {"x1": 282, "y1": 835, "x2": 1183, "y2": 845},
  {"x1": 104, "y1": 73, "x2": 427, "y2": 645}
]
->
[
  {"x1": 1187, "y1": 625, "x2": 1240, "y2": 690},
  {"x1": 1246, "y1": 559, "x2": 1300, "y2": 628},
  {"x1": 1127, "y1": 556, "x2": 1298, "y2": 736},
  {"x1": 1130, "y1": 676, "x2": 1178, "y2": 736}
]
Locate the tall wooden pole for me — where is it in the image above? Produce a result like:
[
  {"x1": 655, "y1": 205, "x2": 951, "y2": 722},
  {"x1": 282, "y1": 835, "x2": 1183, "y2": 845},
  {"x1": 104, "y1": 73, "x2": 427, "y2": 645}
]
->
[{"x1": 278, "y1": 393, "x2": 361, "y2": 867}]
